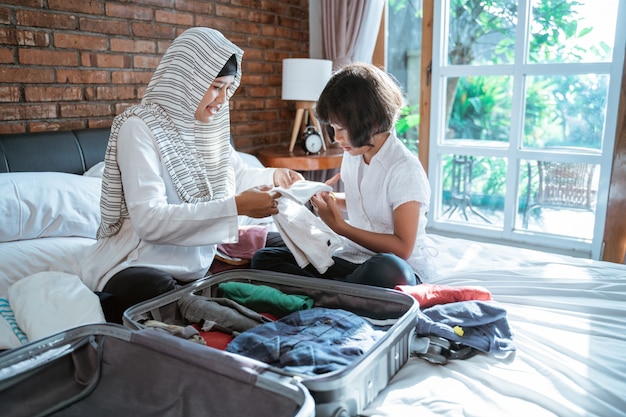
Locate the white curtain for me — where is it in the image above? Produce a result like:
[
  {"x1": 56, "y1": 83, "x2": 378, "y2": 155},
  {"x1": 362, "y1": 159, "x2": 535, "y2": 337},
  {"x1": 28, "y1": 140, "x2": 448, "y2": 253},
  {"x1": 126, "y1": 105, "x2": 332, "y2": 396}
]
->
[
  {"x1": 321, "y1": 0, "x2": 384, "y2": 69},
  {"x1": 352, "y1": 0, "x2": 385, "y2": 64}
]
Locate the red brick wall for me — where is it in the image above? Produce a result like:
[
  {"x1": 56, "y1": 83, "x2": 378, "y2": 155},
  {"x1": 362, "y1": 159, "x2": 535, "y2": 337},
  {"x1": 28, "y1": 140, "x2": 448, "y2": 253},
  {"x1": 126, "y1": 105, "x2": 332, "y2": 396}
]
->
[{"x1": 0, "y1": 0, "x2": 309, "y2": 151}]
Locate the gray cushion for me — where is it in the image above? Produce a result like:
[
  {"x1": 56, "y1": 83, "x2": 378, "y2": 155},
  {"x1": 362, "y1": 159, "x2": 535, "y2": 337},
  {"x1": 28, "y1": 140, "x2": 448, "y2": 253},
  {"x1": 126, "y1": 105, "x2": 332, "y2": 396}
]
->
[{"x1": 0, "y1": 128, "x2": 109, "y2": 174}]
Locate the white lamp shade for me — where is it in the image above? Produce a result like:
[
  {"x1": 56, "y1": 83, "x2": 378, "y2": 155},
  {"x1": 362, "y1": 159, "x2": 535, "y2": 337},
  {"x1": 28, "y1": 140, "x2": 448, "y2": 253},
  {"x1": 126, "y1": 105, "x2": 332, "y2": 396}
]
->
[{"x1": 282, "y1": 58, "x2": 333, "y2": 101}]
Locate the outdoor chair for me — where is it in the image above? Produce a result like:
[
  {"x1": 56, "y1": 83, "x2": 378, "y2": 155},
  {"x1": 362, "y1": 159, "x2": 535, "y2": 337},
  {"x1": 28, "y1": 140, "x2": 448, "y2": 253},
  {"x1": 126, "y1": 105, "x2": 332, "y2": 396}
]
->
[{"x1": 523, "y1": 160, "x2": 596, "y2": 228}]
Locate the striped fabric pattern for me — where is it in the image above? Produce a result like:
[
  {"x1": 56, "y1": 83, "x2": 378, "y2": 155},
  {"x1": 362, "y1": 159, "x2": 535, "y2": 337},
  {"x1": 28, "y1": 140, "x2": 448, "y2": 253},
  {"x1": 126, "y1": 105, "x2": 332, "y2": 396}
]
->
[
  {"x1": 98, "y1": 27, "x2": 243, "y2": 239},
  {"x1": 0, "y1": 298, "x2": 28, "y2": 345}
]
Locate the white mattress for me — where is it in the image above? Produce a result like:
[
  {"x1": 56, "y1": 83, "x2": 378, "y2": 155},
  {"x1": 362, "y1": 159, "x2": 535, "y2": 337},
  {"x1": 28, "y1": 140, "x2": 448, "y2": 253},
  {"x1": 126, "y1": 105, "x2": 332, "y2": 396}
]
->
[
  {"x1": 362, "y1": 234, "x2": 626, "y2": 417},
  {"x1": 1, "y1": 233, "x2": 625, "y2": 416}
]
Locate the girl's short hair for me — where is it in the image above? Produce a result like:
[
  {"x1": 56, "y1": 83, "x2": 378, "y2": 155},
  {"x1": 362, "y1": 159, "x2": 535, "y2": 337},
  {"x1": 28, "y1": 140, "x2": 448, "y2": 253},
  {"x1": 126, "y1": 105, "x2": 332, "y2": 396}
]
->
[{"x1": 315, "y1": 62, "x2": 404, "y2": 148}]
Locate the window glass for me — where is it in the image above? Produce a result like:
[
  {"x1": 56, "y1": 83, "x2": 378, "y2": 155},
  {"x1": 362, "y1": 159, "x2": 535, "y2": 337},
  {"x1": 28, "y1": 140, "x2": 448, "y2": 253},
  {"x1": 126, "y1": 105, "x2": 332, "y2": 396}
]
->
[
  {"x1": 388, "y1": 0, "x2": 423, "y2": 154},
  {"x1": 444, "y1": 75, "x2": 513, "y2": 142},
  {"x1": 395, "y1": 0, "x2": 622, "y2": 258},
  {"x1": 523, "y1": 74, "x2": 608, "y2": 150},
  {"x1": 439, "y1": 153, "x2": 506, "y2": 227},
  {"x1": 518, "y1": 158, "x2": 599, "y2": 239},
  {"x1": 447, "y1": 0, "x2": 518, "y2": 66},
  {"x1": 529, "y1": 0, "x2": 619, "y2": 63}
]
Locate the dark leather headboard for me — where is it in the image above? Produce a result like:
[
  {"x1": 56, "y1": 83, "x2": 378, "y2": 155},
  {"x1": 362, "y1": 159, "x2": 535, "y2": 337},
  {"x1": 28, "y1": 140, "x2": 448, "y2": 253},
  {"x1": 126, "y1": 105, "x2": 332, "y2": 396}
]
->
[{"x1": 0, "y1": 128, "x2": 110, "y2": 174}]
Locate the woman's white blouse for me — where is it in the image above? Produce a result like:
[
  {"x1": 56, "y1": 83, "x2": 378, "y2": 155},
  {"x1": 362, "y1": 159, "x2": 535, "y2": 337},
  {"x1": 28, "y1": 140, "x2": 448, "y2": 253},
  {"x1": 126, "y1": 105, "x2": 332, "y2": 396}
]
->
[{"x1": 80, "y1": 117, "x2": 275, "y2": 291}]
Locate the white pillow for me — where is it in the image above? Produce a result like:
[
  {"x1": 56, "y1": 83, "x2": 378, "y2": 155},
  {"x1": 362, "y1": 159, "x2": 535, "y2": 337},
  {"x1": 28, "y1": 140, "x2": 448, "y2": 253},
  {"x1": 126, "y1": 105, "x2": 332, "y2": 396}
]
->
[
  {"x1": 0, "y1": 172, "x2": 101, "y2": 242},
  {"x1": 8, "y1": 271, "x2": 105, "y2": 341},
  {"x1": 237, "y1": 151, "x2": 265, "y2": 168},
  {"x1": 83, "y1": 161, "x2": 105, "y2": 178},
  {"x1": 0, "y1": 237, "x2": 95, "y2": 298}
]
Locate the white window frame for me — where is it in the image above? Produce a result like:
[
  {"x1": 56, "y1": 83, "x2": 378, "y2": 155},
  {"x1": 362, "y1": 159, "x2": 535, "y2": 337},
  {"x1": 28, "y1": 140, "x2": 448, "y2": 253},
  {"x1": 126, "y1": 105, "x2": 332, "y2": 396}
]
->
[{"x1": 427, "y1": 0, "x2": 626, "y2": 259}]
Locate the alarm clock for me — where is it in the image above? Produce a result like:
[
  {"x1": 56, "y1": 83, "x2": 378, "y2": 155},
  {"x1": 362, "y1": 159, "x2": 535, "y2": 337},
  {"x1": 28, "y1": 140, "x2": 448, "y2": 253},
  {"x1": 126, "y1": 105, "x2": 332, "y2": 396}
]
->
[{"x1": 301, "y1": 126, "x2": 323, "y2": 154}]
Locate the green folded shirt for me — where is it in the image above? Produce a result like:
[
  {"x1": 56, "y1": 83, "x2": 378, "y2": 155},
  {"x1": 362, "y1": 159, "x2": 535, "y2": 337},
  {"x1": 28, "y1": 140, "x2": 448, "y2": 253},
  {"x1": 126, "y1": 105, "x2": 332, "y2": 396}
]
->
[{"x1": 218, "y1": 281, "x2": 314, "y2": 318}]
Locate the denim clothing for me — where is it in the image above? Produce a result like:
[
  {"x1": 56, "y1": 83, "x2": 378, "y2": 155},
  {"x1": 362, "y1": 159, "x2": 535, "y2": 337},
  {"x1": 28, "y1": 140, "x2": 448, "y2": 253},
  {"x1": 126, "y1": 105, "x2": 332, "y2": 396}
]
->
[
  {"x1": 416, "y1": 300, "x2": 515, "y2": 355},
  {"x1": 226, "y1": 307, "x2": 385, "y2": 375}
]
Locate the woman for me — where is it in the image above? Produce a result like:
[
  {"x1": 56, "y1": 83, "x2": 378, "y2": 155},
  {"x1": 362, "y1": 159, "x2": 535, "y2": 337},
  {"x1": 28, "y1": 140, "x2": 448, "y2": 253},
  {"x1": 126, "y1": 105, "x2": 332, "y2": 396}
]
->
[
  {"x1": 251, "y1": 62, "x2": 436, "y2": 287},
  {"x1": 81, "y1": 27, "x2": 302, "y2": 323}
]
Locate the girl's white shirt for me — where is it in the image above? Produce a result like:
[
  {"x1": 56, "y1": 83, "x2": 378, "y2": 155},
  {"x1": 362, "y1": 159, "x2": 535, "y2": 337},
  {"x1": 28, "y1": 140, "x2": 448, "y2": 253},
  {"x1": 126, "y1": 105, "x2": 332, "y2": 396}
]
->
[
  {"x1": 80, "y1": 117, "x2": 275, "y2": 292},
  {"x1": 333, "y1": 131, "x2": 437, "y2": 281}
]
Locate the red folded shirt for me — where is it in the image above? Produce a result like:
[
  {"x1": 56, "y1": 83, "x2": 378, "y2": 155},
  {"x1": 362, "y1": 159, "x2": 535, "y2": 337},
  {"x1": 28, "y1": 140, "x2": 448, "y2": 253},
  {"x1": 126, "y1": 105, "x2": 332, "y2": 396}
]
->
[{"x1": 394, "y1": 283, "x2": 492, "y2": 309}]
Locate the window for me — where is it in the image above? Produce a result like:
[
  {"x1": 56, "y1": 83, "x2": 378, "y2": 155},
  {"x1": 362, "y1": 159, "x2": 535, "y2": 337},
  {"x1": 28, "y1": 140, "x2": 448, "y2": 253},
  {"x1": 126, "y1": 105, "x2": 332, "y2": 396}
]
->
[
  {"x1": 387, "y1": 0, "x2": 423, "y2": 155},
  {"x1": 388, "y1": 0, "x2": 625, "y2": 258}
]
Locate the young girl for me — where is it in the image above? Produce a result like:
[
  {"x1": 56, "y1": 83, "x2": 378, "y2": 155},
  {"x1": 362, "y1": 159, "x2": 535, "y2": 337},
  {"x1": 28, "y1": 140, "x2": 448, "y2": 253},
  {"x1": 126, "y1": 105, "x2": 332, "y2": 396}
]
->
[
  {"x1": 252, "y1": 62, "x2": 436, "y2": 287},
  {"x1": 80, "y1": 28, "x2": 303, "y2": 323}
]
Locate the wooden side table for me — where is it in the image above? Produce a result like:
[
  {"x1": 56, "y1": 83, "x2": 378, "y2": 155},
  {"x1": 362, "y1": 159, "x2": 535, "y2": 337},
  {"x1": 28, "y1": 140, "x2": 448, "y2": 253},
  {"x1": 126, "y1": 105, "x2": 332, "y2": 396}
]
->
[{"x1": 256, "y1": 145, "x2": 343, "y2": 172}]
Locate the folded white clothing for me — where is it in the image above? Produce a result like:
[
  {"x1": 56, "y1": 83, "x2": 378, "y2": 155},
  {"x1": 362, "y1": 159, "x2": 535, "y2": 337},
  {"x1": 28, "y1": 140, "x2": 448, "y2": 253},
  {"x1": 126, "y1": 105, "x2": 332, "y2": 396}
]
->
[
  {"x1": 274, "y1": 218, "x2": 309, "y2": 269},
  {"x1": 273, "y1": 198, "x2": 343, "y2": 274},
  {"x1": 273, "y1": 180, "x2": 333, "y2": 204},
  {"x1": 8, "y1": 271, "x2": 105, "y2": 342}
]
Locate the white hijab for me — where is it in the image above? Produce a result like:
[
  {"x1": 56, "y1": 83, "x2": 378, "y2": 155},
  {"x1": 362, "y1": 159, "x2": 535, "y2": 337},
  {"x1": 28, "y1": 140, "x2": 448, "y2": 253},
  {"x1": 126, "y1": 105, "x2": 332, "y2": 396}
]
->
[{"x1": 98, "y1": 27, "x2": 243, "y2": 239}]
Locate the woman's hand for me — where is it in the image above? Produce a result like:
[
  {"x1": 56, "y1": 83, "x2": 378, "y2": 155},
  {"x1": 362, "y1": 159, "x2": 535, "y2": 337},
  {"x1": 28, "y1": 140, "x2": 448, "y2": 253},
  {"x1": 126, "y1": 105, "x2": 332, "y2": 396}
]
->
[
  {"x1": 273, "y1": 168, "x2": 304, "y2": 188},
  {"x1": 235, "y1": 185, "x2": 280, "y2": 218}
]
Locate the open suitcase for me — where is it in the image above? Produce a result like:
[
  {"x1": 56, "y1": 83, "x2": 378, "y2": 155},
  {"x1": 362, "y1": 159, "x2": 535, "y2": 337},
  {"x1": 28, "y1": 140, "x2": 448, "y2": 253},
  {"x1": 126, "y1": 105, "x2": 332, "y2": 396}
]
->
[
  {"x1": 0, "y1": 323, "x2": 314, "y2": 417},
  {"x1": 124, "y1": 269, "x2": 419, "y2": 417}
]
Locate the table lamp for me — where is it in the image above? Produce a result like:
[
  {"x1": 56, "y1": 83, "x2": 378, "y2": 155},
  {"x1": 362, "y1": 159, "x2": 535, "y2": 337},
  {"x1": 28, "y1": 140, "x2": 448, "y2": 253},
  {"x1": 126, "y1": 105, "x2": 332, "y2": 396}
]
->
[{"x1": 282, "y1": 58, "x2": 333, "y2": 153}]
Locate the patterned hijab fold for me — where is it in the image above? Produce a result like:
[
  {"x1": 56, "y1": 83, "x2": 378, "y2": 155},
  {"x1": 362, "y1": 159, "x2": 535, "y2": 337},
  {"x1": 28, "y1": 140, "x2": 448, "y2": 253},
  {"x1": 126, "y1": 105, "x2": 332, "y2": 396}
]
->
[{"x1": 98, "y1": 27, "x2": 243, "y2": 239}]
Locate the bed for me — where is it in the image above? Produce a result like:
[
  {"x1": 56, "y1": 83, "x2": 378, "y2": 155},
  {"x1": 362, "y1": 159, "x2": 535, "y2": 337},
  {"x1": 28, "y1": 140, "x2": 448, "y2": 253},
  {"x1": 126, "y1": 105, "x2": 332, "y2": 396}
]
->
[{"x1": 1, "y1": 129, "x2": 625, "y2": 416}]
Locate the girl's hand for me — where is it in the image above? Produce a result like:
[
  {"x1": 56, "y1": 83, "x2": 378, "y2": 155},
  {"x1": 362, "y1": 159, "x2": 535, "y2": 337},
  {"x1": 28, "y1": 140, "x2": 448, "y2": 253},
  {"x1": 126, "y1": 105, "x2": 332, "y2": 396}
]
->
[
  {"x1": 325, "y1": 173, "x2": 341, "y2": 187},
  {"x1": 320, "y1": 172, "x2": 346, "y2": 211},
  {"x1": 273, "y1": 168, "x2": 304, "y2": 188},
  {"x1": 311, "y1": 191, "x2": 345, "y2": 233}
]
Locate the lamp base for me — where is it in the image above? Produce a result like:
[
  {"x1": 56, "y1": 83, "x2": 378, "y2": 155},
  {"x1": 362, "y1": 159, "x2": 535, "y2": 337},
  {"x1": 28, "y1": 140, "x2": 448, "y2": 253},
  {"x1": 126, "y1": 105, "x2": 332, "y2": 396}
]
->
[{"x1": 289, "y1": 101, "x2": 327, "y2": 153}]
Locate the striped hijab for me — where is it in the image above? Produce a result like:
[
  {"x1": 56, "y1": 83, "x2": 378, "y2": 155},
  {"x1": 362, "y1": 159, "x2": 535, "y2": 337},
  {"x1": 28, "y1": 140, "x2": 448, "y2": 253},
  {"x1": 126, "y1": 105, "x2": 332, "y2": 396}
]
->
[{"x1": 98, "y1": 28, "x2": 243, "y2": 239}]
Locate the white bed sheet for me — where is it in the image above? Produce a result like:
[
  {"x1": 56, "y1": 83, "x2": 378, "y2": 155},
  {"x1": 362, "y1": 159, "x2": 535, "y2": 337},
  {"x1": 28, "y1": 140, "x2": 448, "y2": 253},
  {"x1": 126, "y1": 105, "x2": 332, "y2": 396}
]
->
[
  {"x1": 363, "y1": 234, "x2": 626, "y2": 417},
  {"x1": 1, "y1": 230, "x2": 625, "y2": 416}
]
